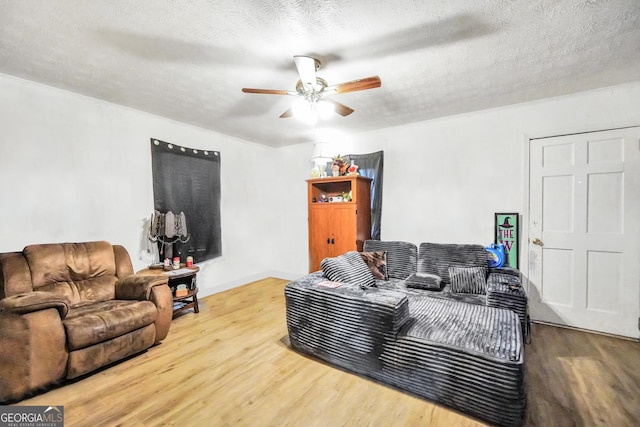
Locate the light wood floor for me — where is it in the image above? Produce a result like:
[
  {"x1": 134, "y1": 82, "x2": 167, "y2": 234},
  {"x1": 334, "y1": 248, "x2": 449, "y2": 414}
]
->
[{"x1": 15, "y1": 278, "x2": 640, "y2": 426}]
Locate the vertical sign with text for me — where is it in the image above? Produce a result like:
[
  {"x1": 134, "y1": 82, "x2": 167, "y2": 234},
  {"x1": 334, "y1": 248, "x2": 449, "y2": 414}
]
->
[{"x1": 495, "y1": 213, "x2": 519, "y2": 269}]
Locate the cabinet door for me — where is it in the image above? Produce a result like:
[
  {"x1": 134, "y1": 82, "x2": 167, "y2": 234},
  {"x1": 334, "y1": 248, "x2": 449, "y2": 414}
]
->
[
  {"x1": 308, "y1": 205, "x2": 358, "y2": 272},
  {"x1": 329, "y1": 205, "x2": 358, "y2": 257},
  {"x1": 308, "y1": 207, "x2": 332, "y2": 272}
]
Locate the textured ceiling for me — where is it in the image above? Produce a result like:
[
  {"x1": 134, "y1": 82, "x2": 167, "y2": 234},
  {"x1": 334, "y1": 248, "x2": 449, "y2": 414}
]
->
[{"x1": 1, "y1": 1, "x2": 639, "y2": 147}]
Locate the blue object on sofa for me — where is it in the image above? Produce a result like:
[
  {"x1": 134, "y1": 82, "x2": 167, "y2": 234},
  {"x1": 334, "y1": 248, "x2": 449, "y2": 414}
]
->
[
  {"x1": 285, "y1": 240, "x2": 529, "y2": 427},
  {"x1": 486, "y1": 243, "x2": 506, "y2": 267}
]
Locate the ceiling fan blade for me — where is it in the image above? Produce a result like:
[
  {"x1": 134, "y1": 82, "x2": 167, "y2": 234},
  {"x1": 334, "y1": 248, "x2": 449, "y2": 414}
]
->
[
  {"x1": 329, "y1": 76, "x2": 382, "y2": 94},
  {"x1": 294, "y1": 55, "x2": 318, "y2": 90},
  {"x1": 242, "y1": 88, "x2": 291, "y2": 95},
  {"x1": 324, "y1": 99, "x2": 354, "y2": 117},
  {"x1": 279, "y1": 108, "x2": 293, "y2": 118}
]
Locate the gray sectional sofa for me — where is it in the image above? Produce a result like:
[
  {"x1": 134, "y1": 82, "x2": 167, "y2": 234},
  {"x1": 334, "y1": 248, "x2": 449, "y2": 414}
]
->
[{"x1": 285, "y1": 241, "x2": 529, "y2": 427}]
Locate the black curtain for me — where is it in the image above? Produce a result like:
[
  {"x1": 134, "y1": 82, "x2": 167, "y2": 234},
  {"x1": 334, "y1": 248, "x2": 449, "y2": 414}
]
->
[
  {"x1": 151, "y1": 139, "x2": 221, "y2": 262},
  {"x1": 345, "y1": 151, "x2": 384, "y2": 240}
]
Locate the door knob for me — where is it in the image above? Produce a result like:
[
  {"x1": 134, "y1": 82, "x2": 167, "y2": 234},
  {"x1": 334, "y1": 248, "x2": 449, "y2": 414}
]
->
[{"x1": 532, "y1": 238, "x2": 543, "y2": 246}]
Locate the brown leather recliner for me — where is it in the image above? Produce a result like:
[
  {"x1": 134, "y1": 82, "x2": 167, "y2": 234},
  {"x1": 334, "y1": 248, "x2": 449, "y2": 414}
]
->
[{"x1": 0, "y1": 241, "x2": 173, "y2": 402}]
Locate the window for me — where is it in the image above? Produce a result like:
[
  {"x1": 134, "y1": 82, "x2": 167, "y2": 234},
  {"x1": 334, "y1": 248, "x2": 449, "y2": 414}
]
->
[{"x1": 150, "y1": 139, "x2": 221, "y2": 262}]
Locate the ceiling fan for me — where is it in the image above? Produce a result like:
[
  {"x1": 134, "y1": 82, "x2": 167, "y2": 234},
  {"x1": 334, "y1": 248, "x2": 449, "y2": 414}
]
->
[{"x1": 242, "y1": 55, "x2": 381, "y2": 122}]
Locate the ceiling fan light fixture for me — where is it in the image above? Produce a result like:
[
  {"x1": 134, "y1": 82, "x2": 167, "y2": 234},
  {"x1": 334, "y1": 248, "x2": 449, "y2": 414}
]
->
[
  {"x1": 242, "y1": 56, "x2": 380, "y2": 121},
  {"x1": 317, "y1": 100, "x2": 335, "y2": 120},
  {"x1": 292, "y1": 98, "x2": 318, "y2": 125},
  {"x1": 292, "y1": 99, "x2": 334, "y2": 124}
]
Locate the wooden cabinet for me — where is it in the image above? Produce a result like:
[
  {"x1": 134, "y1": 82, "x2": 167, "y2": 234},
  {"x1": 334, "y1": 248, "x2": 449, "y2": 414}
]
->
[{"x1": 307, "y1": 176, "x2": 372, "y2": 272}]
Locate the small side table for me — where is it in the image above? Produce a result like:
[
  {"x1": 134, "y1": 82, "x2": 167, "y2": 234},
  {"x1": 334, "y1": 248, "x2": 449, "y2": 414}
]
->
[{"x1": 136, "y1": 265, "x2": 199, "y2": 318}]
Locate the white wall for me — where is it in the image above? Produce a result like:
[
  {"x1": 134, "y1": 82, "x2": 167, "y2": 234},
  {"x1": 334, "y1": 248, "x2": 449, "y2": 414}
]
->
[
  {"x1": 275, "y1": 81, "x2": 640, "y2": 276},
  {"x1": 0, "y1": 73, "x2": 283, "y2": 297},
  {"x1": 2, "y1": 73, "x2": 639, "y2": 291},
  {"x1": 266, "y1": 143, "x2": 314, "y2": 275}
]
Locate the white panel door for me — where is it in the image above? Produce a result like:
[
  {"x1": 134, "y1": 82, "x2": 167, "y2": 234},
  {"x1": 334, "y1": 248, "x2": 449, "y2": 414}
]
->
[{"x1": 529, "y1": 127, "x2": 640, "y2": 338}]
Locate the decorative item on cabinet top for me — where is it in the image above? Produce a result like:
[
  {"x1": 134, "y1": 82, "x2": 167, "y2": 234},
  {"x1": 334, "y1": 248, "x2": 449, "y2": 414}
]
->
[{"x1": 330, "y1": 155, "x2": 359, "y2": 177}]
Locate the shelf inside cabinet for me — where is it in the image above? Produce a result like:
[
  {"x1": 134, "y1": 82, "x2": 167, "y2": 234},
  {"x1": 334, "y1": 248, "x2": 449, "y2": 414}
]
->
[{"x1": 307, "y1": 176, "x2": 371, "y2": 204}]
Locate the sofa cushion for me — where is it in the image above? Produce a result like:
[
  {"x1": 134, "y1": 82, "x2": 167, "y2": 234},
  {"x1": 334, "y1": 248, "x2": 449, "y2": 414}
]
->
[
  {"x1": 321, "y1": 252, "x2": 376, "y2": 289},
  {"x1": 359, "y1": 251, "x2": 388, "y2": 280},
  {"x1": 449, "y1": 266, "x2": 487, "y2": 294},
  {"x1": 63, "y1": 300, "x2": 158, "y2": 350},
  {"x1": 67, "y1": 324, "x2": 156, "y2": 379},
  {"x1": 285, "y1": 276, "x2": 410, "y2": 371},
  {"x1": 418, "y1": 243, "x2": 488, "y2": 284},
  {"x1": 363, "y1": 241, "x2": 417, "y2": 280},
  {"x1": 405, "y1": 273, "x2": 442, "y2": 290},
  {"x1": 22, "y1": 241, "x2": 118, "y2": 306}
]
